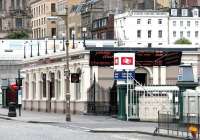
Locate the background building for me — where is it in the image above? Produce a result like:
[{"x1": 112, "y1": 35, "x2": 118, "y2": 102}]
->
[
  {"x1": 115, "y1": 10, "x2": 169, "y2": 47},
  {"x1": 181, "y1": 0, "x2": 200, "y2": 7},
  {"x1": 31, "y1": 0, "x2": 57, "y2": 39},
  {"x1": 92, "y1": 14, "x2": 114, "y2": 39},
  {"x1": 169, "y1": 8, "x2": 200, "y2": 45},
  {"x1": 115, "y1": 7, "x2": 200, "y2": 46},
  {"x1": 68, "y1": 0, "x2": 83, "y2": 40},
  {"x1": 0, "y1": 0, "x2": 31, "y2": 39}
]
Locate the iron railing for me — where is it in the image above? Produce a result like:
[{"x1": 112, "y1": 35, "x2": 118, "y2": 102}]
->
[{"x1": 157, "y1": 112, "x2": 200, "y2": 139}]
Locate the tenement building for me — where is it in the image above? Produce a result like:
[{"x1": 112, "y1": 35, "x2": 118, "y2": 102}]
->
[{"x1": 31, "y1": 0, "x2": 57, "y2": 39}]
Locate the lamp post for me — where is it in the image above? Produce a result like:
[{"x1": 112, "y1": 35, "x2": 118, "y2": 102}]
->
[
  {"x1": 53, "y1": 35, "x2": 56, "y2": 53},
  {"x1": 72, "y1": 30, "x2": 75, "y2": 49},
  {"x1": 62, "y1": 33, "x2": 65, "y2": 51},
  {"x1": 1, "y1": 79, "x2": 8, "y2": 108},
  {"x1": 82, "y1": 27, "x2": 87, "y2": 47},
  {"x1": 45, "y1": 38, "x2": 48, "y2": 54},
  {"x1": 30, "y1": 41, "x2": 33, "y2": 57},
  {"x1": 64, "y1": 7, "x2": 71, "y2": 122},
  {"x1": 47, "y1": 9, "x2": 71, "y2": 121},
  {"x1": 16, "y1": 69, "x2": 22, "y2": 116}
]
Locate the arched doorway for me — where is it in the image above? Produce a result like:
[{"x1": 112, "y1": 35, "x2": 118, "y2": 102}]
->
[{"x1": 135, "y1": 67, "x2": 151, "y2": 85}]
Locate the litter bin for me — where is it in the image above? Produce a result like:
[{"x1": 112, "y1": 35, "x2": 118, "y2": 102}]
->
[{"x1": 8, "y1": 102, "x2": 16, "y2": 117}]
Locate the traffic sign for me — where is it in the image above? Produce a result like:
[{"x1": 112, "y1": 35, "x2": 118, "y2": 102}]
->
[{"x1": 114, "y1": 71, "x2": 135, "y2": 81}]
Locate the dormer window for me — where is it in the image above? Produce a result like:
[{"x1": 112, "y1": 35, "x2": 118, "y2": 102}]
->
[
  {"x1": 171, "y1": 9, "x2": 177, "y2": 16},
  {"x1": 192, "y1": 9, "x2": 199, "y2": 17},
  {"x1": 182, "y1": 9, "x2": 188, "y2": 17}
]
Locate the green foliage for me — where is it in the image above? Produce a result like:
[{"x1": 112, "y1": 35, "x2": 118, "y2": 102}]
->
[
  {"x1": 6, "y1": 31, "x2": 29, "y2": 39},
  {"x1": 175, "y1": 38, "x2": 192, "y2": 44}
]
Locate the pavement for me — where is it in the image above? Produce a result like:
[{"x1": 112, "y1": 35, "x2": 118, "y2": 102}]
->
[{"x1": 0, "y1": 107, "x2": 184, "y2": 139}]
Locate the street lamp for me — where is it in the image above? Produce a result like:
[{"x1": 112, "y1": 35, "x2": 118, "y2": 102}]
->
[
  {"x1": 53, "y1": 6, "x2": 71, "y2": 121},
  {"x1": 64, "y1": 7, "x2": 71, "y2": 122},
  {"x1": 30, "y1": 41, "x2": 33, "y2": 57},
  {"x1": 53, "y1": 36, "x2": 56, "y2": 53},
  {"x1": 82, "y1": 27, "x2": 87, "y2": 47},
  {"x1": 72, "y1": 30, "x2": 75, "y2": 49},
  {"x1": 1, "y1": 79, "x2": 9, "y2": 108},
  {"x1": 45, "y1": 38, "x2": 48, "y2": 54},
  {"x1": 62, "y1": 33, "x2": 65, "y2": 51}
]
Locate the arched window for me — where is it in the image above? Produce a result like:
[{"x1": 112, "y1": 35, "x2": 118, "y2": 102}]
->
[{"x1": 75, "y1": 68, "x2": 81, "y2": 100}]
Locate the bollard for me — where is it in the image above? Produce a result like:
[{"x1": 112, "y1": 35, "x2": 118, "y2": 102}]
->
[{"x1": 8, "y1": 102, "x2": 17, "y2": 117}]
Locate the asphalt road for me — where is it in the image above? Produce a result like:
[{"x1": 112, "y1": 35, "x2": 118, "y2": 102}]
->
[{"x1": 0, "y1": 118, "x2": 181, "y2": 140}]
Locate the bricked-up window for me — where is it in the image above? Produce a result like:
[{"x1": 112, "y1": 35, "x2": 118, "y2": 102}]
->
[
  {"x1": 51, "y1": 3, "x2": 56, "y2": 12},
  {"x1": 16, "y1": 18, "x2": 23, "y2": 28}
]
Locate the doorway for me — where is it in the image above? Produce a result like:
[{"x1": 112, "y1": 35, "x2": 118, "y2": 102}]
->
[{"x1": 135, "y1": 73, "x2": 147, "y2": 85}]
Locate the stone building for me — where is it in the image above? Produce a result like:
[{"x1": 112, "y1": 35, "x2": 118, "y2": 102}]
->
[
  {"x1": 92, "y1": 14, "x2": 114, "y2": 39},
  {"x1": 30, "y1": 0, "x2": 57, "y2": 39},
  {"x1": 21, "y1": 40, "x2": 116, "y2": 114},
  {"x1": 0, "y1": 0, "x2": 31, "y2": 38},
  {"x1": 181, "y1": 0, "x2": 200, "y2": 7}
]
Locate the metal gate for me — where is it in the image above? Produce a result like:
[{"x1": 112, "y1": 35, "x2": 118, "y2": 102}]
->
[{"x1": 126, "y1": 77, "x2": 180, "y2": 121}]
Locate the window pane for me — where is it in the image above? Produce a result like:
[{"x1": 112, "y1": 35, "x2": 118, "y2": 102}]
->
[
  {"x1": 158, "y1": 30, "x2": 162, "y2": 38},
  {"x1": 16, "y1": 18, "x2": 22, "y2": 28}
]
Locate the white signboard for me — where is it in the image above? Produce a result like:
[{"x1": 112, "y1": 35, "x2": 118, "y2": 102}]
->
[
  {"x1": 18, "y1": 90, "x2": 22, "y2": 105},
  {"x1": 114, "y1": 53, "x2": 135, "y2": 71}
]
